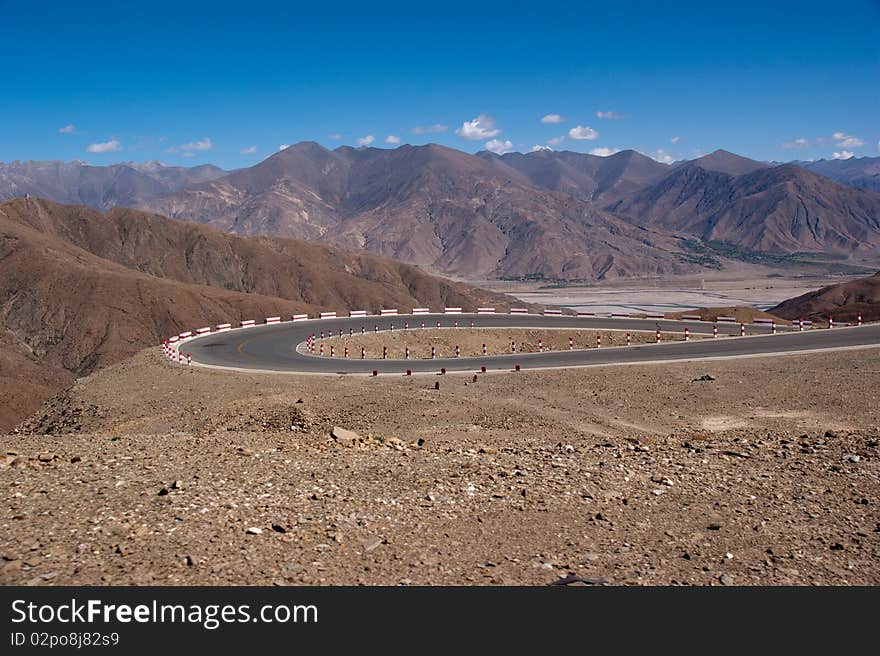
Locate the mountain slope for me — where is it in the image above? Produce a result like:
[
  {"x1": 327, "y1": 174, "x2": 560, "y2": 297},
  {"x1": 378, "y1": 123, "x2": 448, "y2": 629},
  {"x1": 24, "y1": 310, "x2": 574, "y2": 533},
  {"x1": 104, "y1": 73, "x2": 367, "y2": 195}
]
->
[
  {"x1": 606, "y1": 162, "x2": 880, "y2": 256},
  {"x1": 0, "y1": 160, "x2": 227, "y2": 210},
  {"x1": 681, "y1": 149, "x2": 770, "y2": 176},
  {"x1": 142, "y1": 143, "x2": 705, "y2": 281},
  {"x1": 477, "y1": 149, "x2": 670, "y2": 203},
  {"x1": 770, "y1": 271, "x2": 880, "y2": 322},
  {"x1": 797, "y1": 157, "x2": 880, "y2": 193},
  {"x1": 0, "y1": 198, "x2": 512, "y2": 430}
]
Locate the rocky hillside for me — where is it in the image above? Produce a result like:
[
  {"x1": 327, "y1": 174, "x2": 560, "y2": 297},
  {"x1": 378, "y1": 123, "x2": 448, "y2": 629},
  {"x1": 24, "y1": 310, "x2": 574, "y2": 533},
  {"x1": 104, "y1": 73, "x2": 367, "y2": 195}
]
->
[
  {"x1": 770, "y1": 271, "x2": 880, "y2": 322},
  {"x1": 0, "y1": 198, "x2": 511, "y2": 430},
  {"x1": 606, "y1": 162, "x2": 880, "y2": 257}
]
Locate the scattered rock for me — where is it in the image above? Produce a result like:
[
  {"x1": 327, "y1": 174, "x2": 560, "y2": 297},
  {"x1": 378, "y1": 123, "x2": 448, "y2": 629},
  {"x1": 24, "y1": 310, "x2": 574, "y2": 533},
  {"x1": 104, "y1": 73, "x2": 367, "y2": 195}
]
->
[
  {"x1": 362, "y1": 537, "x2": 383, "y2": 553},
  {"x1": 719, "y1": 573, "x2": 735, "y2": 585},
  {"x1": 846, "y1": 454, "x2": 861, "y2": 463},
  {"x1": 549, "y1": 575, "x2": 608, "y2": 586},
  {"x1": 246, "y1": 527, "x2": 263, "y2": 535},
  {"x1": 692, "y1": 374, "x2": 716, "y2": 382},
  {"x1": 331, "y1": 426, "x2": 361, "y2": 447},
  {"x1": 271, "y1": 523, "x2": 286, "y2": 533}
]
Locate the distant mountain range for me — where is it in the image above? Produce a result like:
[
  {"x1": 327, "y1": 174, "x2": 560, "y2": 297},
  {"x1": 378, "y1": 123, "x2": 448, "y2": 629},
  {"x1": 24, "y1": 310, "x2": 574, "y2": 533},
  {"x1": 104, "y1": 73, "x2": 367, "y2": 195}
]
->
[
  {"x1": 2, "y1": 146, "x2": 879, "y2": 280},
  {"x1": 796, "y1": 156, "x2": 880, "y2": 193},
  {"x1": 0, "y1": 159, "x2": 227, "y2": 210}
]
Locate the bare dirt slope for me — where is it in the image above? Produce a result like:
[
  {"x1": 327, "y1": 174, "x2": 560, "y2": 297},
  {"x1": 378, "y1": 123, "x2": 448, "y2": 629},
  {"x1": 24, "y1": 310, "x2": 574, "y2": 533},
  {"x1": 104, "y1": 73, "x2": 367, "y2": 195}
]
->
[
  {"x1": 0, "y1": 198, "x2": 511, "y2": 430},
  {"x1": 770, "y1": 271, "x2": 880, "y2": 322},
  {"x1": 2, "y1": 346, "x2": 877, "y2": 586}
]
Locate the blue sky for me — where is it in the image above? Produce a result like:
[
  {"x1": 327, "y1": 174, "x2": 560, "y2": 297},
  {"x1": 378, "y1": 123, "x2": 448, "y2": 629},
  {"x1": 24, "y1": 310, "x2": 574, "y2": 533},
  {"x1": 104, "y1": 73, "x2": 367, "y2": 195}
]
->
[{"x1": 1, "y1": 0, "x2": 877, "y2": 169}]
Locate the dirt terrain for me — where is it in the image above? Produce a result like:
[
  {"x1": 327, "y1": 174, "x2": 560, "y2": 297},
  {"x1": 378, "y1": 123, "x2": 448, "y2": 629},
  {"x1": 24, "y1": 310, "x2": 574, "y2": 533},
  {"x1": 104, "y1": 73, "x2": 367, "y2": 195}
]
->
[
  {"x1": 772, "y1": 271, "x2": 880, "y2": 323},
  {"x1": 319, "y1": 328, "x2": 704, "y2": 360},
  {"x1": 0, "y1": 198, "x2": 512, "y2": 431},
  {"x1": 2, "y1": 345, "x2": 878, "y2": 586}
]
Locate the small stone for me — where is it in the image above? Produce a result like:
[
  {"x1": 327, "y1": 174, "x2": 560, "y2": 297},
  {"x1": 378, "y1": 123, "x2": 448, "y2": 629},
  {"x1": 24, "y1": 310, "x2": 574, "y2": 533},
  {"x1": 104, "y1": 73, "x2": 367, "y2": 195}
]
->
[
  {"x1": 237, "y1": 447, "x2": 254, "y2": 456},
  {"x1": 246, "y1": 527, "x2": 263, "y2": 535},
  {"x1": 70, "y1": 455, "x2": 82, "y2": 463},
  {"x1": 331, "y1": 426, "x2": 360, "y2": 446},
  {"x1": 362, "y1": 537, "x2": 383, "y2": 553},
  {"x1": 719, "y1": 573, "x2": 734, "y2": 585},
  {"x1": 825, "y1": 430, "x2": 838, "y2": 438},
  {"x1": 38, "y1": 453, "x2": 54, "y2": 462},
  {"x1": 271, "y1": 523, "x2": 286, "y2": 533},
  {"x1": 185, "y1": 555, "x2": 194, "y2": 567},
  {"x1": 170, "y1": 480, "x2": 182, "y2": 490},
  {"x1": 158, "y1": 487, "x2": 169, "y2": 496},
  {"x1": 829, "y1": 542, "x2": 844, "y2": 551},
  {"x1": 846, "y1": 455, "x2": 861, "y2": 463},
  {"x1": 707, "y1": 523, "x2": 722, "y2": 531},
  {"x1": 417, "y1": 438, "x2": 426, "y2": 447}
]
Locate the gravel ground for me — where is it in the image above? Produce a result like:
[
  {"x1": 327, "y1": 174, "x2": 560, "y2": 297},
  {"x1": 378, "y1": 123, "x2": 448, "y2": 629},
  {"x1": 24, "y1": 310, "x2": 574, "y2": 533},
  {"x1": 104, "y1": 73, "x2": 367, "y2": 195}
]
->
[{"x1": 1, "y1": 346, "x2": 878, "y2": 586}]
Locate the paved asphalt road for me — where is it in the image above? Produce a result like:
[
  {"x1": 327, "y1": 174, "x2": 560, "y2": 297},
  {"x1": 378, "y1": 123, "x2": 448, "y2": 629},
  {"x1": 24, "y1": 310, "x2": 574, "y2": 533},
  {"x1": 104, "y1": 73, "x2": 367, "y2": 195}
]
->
[{"x1": 181, "y1": 314, "x2": 880, "y2": 375}]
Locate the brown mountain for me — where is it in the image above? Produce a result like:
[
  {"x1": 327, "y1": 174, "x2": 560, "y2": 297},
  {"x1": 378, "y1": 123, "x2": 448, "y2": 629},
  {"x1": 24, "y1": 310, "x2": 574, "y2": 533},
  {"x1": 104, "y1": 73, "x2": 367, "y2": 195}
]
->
[
  {"x1": 0, "y1": 198, "x2": 511, "y2": 430},
  {"x1": 0, "y1": 160, "x2": 227, "y2": 210},
  {"x1": 606, "y1": 161, "x2": 880, "y2": 258},
  {"x1": 770, "y1": 271, "x2": 880, "y2": 322},
  {"x1": 477, "y1": 148, "x2": 671, "y2": 203},
  {"x1": 678, "y1": 149, "x2": 770, "y2": 176},
  {"x1": 142, "y1": 142, "x2": 707, "y2": 281}
]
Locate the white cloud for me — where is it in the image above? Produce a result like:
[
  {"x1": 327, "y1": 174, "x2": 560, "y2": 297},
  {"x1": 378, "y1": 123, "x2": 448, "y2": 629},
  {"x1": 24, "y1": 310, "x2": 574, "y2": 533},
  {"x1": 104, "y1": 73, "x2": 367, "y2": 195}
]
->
[
  {"x1": 181, "y1": 152, "x2": 196, "y2": 158},
  {"x1": 540, "y1": 113, "x2": 564, "y2": 124},
  {"x1": 781, "y1": 137, "x2": 810, "y2": 149},
  {"x1": 547, "y1": 136, "x2": 566, "y2": 146},
  {"x1": 831, "y1": 150, "x2": 855, "y2": 160},
  {"x1": 832, "y1": 131, "x2": 864, "y2": 148},
  {"x1": 530, "y1": 145, "x2": 553, "y2": 152},
  {"x1": 589, "y1": 147, "x2": 619, "y2": 157},
  {"x1": 279, "y1": 144, "x2": 290, "y2": 151},
  {"x1": 596, "y1": 110, "x2": 623, "y2": 120},
  {"x1": 356, "y1": 134, "x2": 375, "y2": 146},
  {"x1": 485, "y1": 139, "x2": 514, "y2": 155},
  {"x1": 180, "y1": 137, "x2": 213, "y2": 152},
  {"x1": 58, "y1": 124, "x2": 76, "y2": 134},
  {"x1": 412, "y1": 124, "x2": 448, "y2": 135},
  {"x1": 455, "y1": 115, "x2": 500, "y2": 140},
  {"x1": 670, "y1": 136, "x2": 681, "y2": 144},
  {"x1": 385, "y1": 135, "x2": 401, "y2": 144},
  {"x1": 240, "y1": 145, "x2": 257, "y2": 155},
  {"x1": 877, "y1": 140, "x2": 880, "y2": 153},
  {"x1": 328, "y1": 133, "x2": 342, "y2": 140},
  {"x1": 648, "y1": 149, "x2": 674, "y2": 164},
  {"x1": 86, "y1": 139, "x2": 122, "y2": 153},
  {"x1": 568, "y1": 125, "x2": 599, "y2": 140}
]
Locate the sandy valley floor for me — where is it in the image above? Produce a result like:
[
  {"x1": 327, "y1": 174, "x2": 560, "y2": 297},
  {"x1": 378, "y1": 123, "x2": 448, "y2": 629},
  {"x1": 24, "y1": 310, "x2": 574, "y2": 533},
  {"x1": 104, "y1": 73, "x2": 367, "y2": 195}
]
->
[{"x1": 1, "y1": 342, "x2": 878, "y2": 586}]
